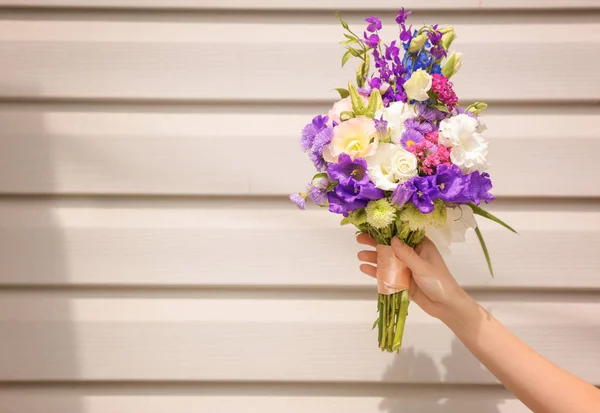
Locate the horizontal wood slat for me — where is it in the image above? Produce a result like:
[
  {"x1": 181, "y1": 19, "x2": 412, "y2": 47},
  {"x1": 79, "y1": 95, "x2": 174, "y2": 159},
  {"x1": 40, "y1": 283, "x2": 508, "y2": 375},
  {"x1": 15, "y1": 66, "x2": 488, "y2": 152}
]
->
[
  {"x1": 0, "y1": 21, "x2": 598, "y2": 102},
  {"x1": 0, "y1": 295, "x2": 598, "y2": 383},
  {"x1": 0, "y1": 0, "x2": 597, "y2": 10},
  {"x1": 0, "y1": 386, "x2": 530, "y2": 413},
  {"x1": 0, "y1": 293, "x2": 600, "y2": 384},
  {"x1": 0, "y1": 200, "x2": 598, "y2": 289},
  {"x1": 0, "y1": 108, "x2": 598, "y2": 196}
]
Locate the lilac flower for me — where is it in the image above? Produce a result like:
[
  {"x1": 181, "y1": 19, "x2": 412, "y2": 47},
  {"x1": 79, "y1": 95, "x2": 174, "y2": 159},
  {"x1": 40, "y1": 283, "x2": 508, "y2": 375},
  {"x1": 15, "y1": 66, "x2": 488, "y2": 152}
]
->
[
  {"x1": 327, "y1": 154, "x2": 384, "y2": 216},
  {"x1": 373, "y1": 116, "x2": 388, "y2": 135},
  {"x1": 300, "y1": 115, "x2": 328, "y2": 151},
  {"x1": 468, "y1": 171, "x2": 495, "y2": 205},
  {"x1": 405, "y1": 118, "x2": 434, "y2": 135},
  {"x1": 391, "y1": 180, "x2": 416, "y2": 208},
  {"x1": 435, "y1": 164, "x2": 471, "y2": 203},
  {"x1": 431, "y1": 45, "x2": 447, "y2": 60},
  {"x1": 365, "y1": 16, "x2": 382, "y2": 32},
  {"x1": 401, "y1": 129, "x2": 424, "y2": 148},
  {"x1": 307, "y1": 177, "x2": 329, "y2": 205},
  {"x1": 364, "y1": 32, "x2": 380, "y2": 48},
  {"x1": 396, "y1": 7, "x2": 412, "y2": 25},
  {"x1": 417, "y1": 103, "x2": 447, "y2": 122},
  {"x1": 289, "y1": 193, "x2": 306, "y2": 210},
  {"x1": 309, "y1": 126, "x2": 333, "y2": 170}
]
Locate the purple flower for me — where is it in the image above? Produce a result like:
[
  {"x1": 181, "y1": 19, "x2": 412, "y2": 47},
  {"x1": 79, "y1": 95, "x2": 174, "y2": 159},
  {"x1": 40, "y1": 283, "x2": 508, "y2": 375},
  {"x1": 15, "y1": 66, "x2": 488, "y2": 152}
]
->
[
  {"x1": 399, "y1": 24, "x2": 413, "y2": 42},
  {"x1": 411, "y1": 176, "x2": 441, "y2": 213},
  {"x1": 370, "y1": 77, "x2": 382, "y2": 90},
  {"x1": 405, "y1": 118, "x2": 434, "y2": 135},
  {"x1": 435, "y1": 164, "x2": 471, "y2": 203},
  {"x1": 468, "y1": 171, "x2": 495, "y2": 205},
  {"x1": 326, "y1": 154, "x2": 384, "y2": 216},
  {"x1": 365, "y1": 16, "x2": 382, "y2": 32},
  {"x1": 391, "y1": 180, "x2": 416, "y2": 208},
  {"x1": 374, "y1": 116, "x2": 388, "y2": 134},
  {"x1": 308, "y1": 178, "x2": 329, "y2": 205},
  {"x1": 289, "y1": 193, "x2": 306, "y2": 210},
  {"x1": 401, "y1": 129, "x2": 424, "y2": 148},
  {"x1": 396, "y1": 8, "x2": 412, "y2": 25},
  {"x1": 364, "y1": 32, "x2": 380, "y2": 48},
  {"x1": 385, "y1": 41, "x2": 400, "y2": 60},
  {"x1": 427, "y1": 28, "x2": 442, "y2": 45},
  {"x1": 300, "y1": 115, "x2": 328, "y2": 151},
  {"x1": 417, "y1": 103, "x2": 447, "y2": 122},
  {"x1": 431, "y1": 45, "x2": 447, "y2": 60},
  {"x1": 309, "y1": 126, "x2": 333, "y2": 170}
]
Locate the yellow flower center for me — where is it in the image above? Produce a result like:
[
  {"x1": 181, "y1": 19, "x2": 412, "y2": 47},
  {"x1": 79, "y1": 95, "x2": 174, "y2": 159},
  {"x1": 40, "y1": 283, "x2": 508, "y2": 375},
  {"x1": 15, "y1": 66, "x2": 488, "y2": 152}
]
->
[
  {"x1": 406, "y1": 140, "x2": 415, "y2": 147},
  {"x1": 346, "y1": 139, "x2": 363, "y2": 152}
]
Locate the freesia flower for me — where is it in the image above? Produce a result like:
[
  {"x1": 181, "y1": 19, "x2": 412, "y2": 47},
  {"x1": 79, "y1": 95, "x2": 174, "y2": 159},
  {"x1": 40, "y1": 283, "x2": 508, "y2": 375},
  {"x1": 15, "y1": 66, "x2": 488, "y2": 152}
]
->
[
  {"x1": 327, "y1": 95, "x2": 368, "y2": 126},
  {"x1": 367, "y1": 142, "x2": 418, "y2": 190},
  {"x1": 322, "y1": 116, "x2": 379, "y2": 162},
  {"x1": 327, "y1": 154, "x2": 384, "y2": 216},
  {"x1": 439, "y1": 114, "x2": 489, "y2": 173},
  {"x1": 375, "y1": 101, "x2": 417, "y2": 144},
  {"x1": 403, "y1": 69, "x2": 432, "y2": 101}
]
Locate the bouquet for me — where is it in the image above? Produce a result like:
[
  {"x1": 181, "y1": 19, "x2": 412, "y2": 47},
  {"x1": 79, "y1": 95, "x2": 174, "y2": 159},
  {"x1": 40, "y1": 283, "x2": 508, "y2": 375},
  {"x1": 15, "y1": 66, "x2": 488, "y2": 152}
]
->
[{"x1": 290, "y1": 8, "x2": 516, "y2": 352}]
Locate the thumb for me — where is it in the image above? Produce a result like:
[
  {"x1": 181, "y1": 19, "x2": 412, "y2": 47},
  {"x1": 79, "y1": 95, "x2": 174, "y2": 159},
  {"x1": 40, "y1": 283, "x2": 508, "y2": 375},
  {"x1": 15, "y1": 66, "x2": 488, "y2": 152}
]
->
[{"x1": 391, "y1": 237, "x2": 429, "y2": 273}]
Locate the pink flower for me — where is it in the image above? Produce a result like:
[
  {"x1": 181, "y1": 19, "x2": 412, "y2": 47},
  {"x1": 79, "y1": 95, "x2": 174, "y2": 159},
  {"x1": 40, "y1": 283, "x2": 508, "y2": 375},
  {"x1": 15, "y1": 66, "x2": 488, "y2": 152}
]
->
[
  {"x1": 407, "y1": 132, "x2": 451, "y2": 175},
  {"x1": 431, "y1": 74, "x2": 459, "y2": 110}
]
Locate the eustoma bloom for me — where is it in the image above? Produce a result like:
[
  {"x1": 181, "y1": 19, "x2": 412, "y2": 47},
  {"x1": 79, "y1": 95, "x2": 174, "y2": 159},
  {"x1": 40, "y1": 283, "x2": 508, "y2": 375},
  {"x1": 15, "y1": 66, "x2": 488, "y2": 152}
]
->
[{"x1": 290, "y1": 8, "x2": 515, "y2": 353}]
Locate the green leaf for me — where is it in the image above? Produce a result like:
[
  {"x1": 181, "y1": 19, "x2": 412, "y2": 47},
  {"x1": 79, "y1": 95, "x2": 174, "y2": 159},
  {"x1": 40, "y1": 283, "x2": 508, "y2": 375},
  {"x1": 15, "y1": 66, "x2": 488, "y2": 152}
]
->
[
  {"x1": 334, "y1": 88, "x2": 350, "y2": 98},
  {"x1": 435, "y1": 104, "x2": 449, "y2": 113},
  {"x1": 344, "y1": 33, "x2": 358, "y2": 41},
  {"x1": 341, "y1": 50, "x2": 352, "y2": 67},
  {"x1": 348, "y1": 48, "x2": 363, "y2": 57},
  {"x1": 312, "y1": 172, "x2": 328, "y2": 181},
  {"x1": 466, "y1": 102, "x2": 488, "y2": 115},
  {"x1": 335, "y1": 11, "x2": 349, "y2": 30},
  {"x1": 468, "y1": 203, "x2": 518, "y2": 234},
  {"x1": 372, "y1": 318, "x2": 379, "y2": 330},
  {"x1": 339, "y1": 110, "x2": 355, "y2": 121},
  {"x1": 474, "y1": 225, "x2": 494, "y2": 277}
]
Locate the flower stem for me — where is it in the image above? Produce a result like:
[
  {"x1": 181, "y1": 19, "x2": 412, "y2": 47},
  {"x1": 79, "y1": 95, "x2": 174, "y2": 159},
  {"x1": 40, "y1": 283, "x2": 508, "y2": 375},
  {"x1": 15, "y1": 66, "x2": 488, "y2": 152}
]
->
[{"x1": 393, "y1": 289, "x2": 410, "y2": 351}]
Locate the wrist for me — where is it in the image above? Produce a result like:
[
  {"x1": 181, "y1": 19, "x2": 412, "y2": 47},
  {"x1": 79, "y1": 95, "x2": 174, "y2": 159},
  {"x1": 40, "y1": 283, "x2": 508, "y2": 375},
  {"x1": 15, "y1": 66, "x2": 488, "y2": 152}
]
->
[{"x1": 439, "y1": 289, "x2": 482, "y2": 331}]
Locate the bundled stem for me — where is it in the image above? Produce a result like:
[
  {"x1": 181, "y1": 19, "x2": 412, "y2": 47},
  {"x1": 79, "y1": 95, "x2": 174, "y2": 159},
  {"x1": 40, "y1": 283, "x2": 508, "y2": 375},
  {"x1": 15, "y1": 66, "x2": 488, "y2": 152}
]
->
[{"x1": 372, "y1": 229, "x2": 424, "y2": 353}]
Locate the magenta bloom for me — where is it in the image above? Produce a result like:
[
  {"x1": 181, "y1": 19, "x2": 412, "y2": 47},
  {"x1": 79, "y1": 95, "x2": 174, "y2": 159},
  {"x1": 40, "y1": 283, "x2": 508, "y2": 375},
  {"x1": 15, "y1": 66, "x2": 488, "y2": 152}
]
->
[
  {"x1": 432, "y1": 74, "x2": 458, "y2": 110},
  {"x1": 327, "y1": 154, "x2": 384, "y2": 216},
  {"x1": 396, "y1": 8, "x2": 412, "y2": 25},
  {"x1": 365, "y1": 16, "x2": 382, "y2": 32}
]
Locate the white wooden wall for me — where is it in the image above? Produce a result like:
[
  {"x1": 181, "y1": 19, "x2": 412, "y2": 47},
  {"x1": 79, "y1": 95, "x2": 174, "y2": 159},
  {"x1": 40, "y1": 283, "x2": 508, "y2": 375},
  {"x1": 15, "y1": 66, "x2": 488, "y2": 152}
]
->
[{"x1": 0, "y1": 1, "x2": 599, "y2": 412}]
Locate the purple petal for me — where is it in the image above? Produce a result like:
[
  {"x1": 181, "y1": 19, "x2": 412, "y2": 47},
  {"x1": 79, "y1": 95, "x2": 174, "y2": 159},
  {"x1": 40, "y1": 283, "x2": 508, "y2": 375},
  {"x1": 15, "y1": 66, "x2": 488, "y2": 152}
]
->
[
  {"x1": 289, "y1": 194, "x2": 306, "y2": 210},
  {"x1": 392, "y1": 180, "x2": 416, "y2": 207}
]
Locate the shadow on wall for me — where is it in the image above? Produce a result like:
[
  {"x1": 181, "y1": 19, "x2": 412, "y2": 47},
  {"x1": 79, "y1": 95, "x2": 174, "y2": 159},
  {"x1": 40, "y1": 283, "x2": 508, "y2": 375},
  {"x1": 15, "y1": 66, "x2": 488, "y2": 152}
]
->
[
  {"x1": 379, "y1": 338, "x2": 504, "y2": 413},
  {"x1": 0, "y1": 86, "x2": 81, "y2": 412}
]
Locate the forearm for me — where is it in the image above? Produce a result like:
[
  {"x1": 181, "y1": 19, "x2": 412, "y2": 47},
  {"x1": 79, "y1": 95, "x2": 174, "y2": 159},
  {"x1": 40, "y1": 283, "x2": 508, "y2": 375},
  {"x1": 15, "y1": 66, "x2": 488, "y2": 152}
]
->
[{"x1": 442, "y1": 294, "x2": 600, "y2": 413}]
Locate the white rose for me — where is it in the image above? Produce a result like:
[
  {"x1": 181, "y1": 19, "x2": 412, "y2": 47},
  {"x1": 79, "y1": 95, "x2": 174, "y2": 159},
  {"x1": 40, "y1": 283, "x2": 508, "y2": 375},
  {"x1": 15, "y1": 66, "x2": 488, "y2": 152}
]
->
[
  {"x1": 374, "y1": 101, "x2": 417, "y2": 144},
  {"x1": 426, "y1": 205, "x2": 477, "y2": 254},
  {"x1": 439, "y1": 114, "x2": 489, "y2": 174},
  {"x1": 403, "y1": 69, "x2": 432, "y2": 101},
  {"x1": 367, "y1": 143, "x2": 418, "y2": 191}
]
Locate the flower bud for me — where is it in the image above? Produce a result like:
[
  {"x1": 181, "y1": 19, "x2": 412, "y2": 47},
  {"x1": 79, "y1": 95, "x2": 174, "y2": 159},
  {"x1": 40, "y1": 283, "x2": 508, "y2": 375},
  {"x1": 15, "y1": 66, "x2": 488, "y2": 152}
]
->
[
  {"x1": 442, "y1": 51, "x2": 463, "y2": 78},
  {"x1": 440, "y1": 26, "x2": 456, "y2": 50},
  {"x1": 408, "y1": 32, "x2": 427, "y2": 53}
]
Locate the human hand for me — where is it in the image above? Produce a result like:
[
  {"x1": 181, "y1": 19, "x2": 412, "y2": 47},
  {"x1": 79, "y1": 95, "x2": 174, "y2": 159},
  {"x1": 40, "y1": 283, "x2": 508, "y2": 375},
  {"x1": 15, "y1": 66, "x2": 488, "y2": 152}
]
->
[{"x1": 356, "y1": 233, "x2": 471, "y2": 320}]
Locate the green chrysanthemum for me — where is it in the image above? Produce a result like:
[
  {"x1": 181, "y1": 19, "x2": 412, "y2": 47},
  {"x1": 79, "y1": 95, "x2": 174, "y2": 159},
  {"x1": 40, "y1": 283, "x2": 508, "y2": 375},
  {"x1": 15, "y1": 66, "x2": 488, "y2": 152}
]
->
[
  {"x1": 398, "y1": 199, "x2": 447, "y2": 231},
  {"x1": 341, "y1": 209, "x2": 368, "y2": 227},
  {"x1": 365, "y1": 198, "x2": 396, "y2": 229}
]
